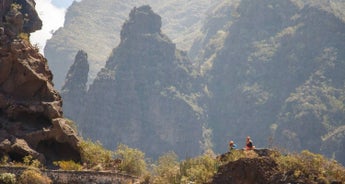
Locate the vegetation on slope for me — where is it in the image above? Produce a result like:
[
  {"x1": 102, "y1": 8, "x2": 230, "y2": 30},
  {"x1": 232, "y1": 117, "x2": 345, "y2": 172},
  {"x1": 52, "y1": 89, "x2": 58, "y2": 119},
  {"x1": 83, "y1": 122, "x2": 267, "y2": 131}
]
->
[{"x1": 1, "y1": 139, "x2": 345, "y2": 184}]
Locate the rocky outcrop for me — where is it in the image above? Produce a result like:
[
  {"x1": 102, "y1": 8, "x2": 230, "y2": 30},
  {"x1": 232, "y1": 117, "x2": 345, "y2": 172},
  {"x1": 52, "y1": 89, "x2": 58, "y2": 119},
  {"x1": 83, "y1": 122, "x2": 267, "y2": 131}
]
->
[
  {"x1": 72, "y1": 5, "x2": 203, "y2": 159},
  {"x1": 0, "y1": 0, "x2": 42, "y2": 38},
  {"x1": 61, "y1": 50, "x2": 89, "y2": 120},
  {"x1": 210, "y1": 157, "x2": 280, "y2": 184},
  {"x1": 210, "y1": 150, "x2": 345, "y2": 184},
  {"x1": 0, "y1": 0, "x2": 80, "y2": 165}
]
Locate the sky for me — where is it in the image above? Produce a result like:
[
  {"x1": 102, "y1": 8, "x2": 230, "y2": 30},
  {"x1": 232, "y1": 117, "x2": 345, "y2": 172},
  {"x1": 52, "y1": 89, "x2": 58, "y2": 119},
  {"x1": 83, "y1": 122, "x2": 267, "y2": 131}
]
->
[{"x1": 30, "y1": 0, "x2": 80, "y2": 53}]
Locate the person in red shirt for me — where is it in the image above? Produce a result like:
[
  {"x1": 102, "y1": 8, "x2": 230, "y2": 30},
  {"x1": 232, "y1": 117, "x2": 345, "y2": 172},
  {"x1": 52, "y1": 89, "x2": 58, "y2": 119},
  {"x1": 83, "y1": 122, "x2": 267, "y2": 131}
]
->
[{"x1": 245, "y1": 136, "x2": 255, "y2": 150}]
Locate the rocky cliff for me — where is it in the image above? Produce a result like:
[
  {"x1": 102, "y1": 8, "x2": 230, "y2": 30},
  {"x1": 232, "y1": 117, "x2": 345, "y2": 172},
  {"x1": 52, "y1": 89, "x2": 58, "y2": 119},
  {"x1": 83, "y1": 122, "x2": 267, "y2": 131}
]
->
[
  {"x1": 44, "y1": 0, "x2": 219, "y2": 90},
  {"x1": 66, "y1": 5, "x2": 204, "y2": 159},
  {"x1": 0, "y1": 0, "x2": 81, "y2": 165},
  {"x1": 195, "y1": 0, "x2": 345, "y2": 164}
]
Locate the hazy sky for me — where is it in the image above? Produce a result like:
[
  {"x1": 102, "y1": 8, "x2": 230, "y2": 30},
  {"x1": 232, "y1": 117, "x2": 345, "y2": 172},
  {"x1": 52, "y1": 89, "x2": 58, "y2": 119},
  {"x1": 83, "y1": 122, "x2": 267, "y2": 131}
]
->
[{"x1": 30, "y1": 0, "x2": 80, "y2": 53}]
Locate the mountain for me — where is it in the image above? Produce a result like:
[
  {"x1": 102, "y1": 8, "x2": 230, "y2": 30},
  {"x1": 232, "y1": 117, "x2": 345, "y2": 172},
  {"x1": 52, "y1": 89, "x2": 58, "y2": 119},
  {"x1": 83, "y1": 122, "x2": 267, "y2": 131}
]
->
[
  {"x1": 63, "y1": 5, "x2": 204, "y2": 159},
  {"x1": 0, "y1": 0, "x2": 80, "y2": 165},
  {"x1": 44, "y1": 0, "x2": 219, "y2": 90},
  {"x1": 192, "y1": 0, "x2": 345, "y2": 164}
]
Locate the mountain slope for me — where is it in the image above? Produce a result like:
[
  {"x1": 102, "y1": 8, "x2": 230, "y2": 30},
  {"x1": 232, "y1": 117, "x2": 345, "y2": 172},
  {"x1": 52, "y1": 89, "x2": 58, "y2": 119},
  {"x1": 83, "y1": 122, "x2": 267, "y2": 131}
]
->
[{"x1": 194, "y1": 0, "x2": 345, "y2": 164}]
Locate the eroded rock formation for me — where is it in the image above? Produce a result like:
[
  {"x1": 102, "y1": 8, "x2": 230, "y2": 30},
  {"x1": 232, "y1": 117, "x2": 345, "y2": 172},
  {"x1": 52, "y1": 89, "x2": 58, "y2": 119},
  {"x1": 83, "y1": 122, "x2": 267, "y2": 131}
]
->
[{"x1": 0, "y1": 0, "x2": 80, "y2": 165}]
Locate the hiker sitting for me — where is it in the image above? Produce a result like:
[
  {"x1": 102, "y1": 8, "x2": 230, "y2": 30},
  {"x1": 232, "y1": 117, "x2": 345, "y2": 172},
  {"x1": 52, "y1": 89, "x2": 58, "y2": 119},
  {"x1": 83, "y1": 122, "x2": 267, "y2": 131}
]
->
[
  {"x1": 229, "y1": 140, "x2": 237, "y2": 151},
  {"x1": 245, "y1": 136, "x2": 255, "y2": 150}
]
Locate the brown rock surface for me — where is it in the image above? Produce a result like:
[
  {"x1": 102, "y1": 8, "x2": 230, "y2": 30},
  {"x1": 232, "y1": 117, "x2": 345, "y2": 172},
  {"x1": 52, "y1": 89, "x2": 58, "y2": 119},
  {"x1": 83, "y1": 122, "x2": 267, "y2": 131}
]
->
[
  {"x1": 210, "y1": 157, "x2": 279, "y2": 184},
  {"x1": 0, "y1": 0, "x2": 80, "y2": 165}
]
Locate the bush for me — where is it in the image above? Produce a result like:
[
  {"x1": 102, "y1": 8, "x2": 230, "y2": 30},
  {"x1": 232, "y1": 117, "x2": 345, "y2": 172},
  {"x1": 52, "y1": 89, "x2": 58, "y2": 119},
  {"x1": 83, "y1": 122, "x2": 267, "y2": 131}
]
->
[
  {"x1": 0, "y1": 173, "x2": 16, "y2": 184},
  {"x1": 18, "y1": 169, "x2": 51, "y2": 184},
  {"x1": 23, "y1": 155, "x2": 41, "y2": 168},
  {"x1": 180, "y1": 152, "x2": 219, "y2": 184},
  {"x1": 53, "y1": 160, "x2": 83, "y2": 171},
  {"x1": 274, "y1": 150, "x2": 345, "y2": 182},
  {"x1": 114, "y1": 144, "x2": 147, "y2": 176},
  {"x1": 18, "y1": 33, "x2": 29, "y2": 41},
  {"x1": 151, "y1": 152, "x2": 181, "y2": 184},
  {"x1": 151, "y1": 151, "x2": 219, "y2": 184},
  {"x1": 0, "y1": 155, "x2": 9, "y2": 165},
  {"x1": 79, "y1": 139, "x2": 112, "y2": 169}
]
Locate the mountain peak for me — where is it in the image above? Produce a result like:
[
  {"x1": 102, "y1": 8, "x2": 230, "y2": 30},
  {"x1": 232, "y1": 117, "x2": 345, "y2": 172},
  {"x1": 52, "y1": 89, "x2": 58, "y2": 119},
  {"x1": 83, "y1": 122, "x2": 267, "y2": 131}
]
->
[{"x1": 120, "y1": 5, "x2": 162, "y2": 40}]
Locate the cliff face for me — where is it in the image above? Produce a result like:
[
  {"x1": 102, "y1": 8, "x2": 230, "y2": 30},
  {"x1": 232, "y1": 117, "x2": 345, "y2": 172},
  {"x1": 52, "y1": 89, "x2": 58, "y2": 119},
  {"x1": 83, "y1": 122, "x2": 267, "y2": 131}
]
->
[
  {"x1": 44, "y1": 0, "x2": 219, "y2": 90},
  {"x1": 196, "y1": 0, "x2": 345, "y2": 164},
  {"x1": 69, "y1": 6, "x2": 203, "y2": 158},
  {"x1": 0, "y1": 0, "x2": 80, "y2": 165}
]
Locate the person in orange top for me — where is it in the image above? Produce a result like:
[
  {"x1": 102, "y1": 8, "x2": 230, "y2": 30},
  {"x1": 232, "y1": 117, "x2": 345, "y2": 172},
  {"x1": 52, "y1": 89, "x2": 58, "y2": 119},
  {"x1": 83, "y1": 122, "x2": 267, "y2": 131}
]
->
[{"x1": 245, "y1": 136, "x2": 255, "y2": 150}]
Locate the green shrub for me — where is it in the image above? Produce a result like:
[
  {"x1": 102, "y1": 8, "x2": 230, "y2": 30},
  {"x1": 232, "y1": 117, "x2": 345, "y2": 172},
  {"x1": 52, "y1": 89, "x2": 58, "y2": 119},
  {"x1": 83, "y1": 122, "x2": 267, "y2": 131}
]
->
[
  {"x1": 53, "y1": 160, "x2": 83, "y2": 171},
  {"x1": 151, "y1": 152, "x2": 181, "y2": 184},
  {"x1": 0, "y1": 155, "x2": 9, "y2": 165},
  {"x1": 11, "y1": 3, "x2": 22, "y2": 11},
  {"x1": 0, "y1": 173, "x2": 16, "y2": 184},
  {"x1": 18, "y1": 169, "x2": 51, "y2": 184},
  {"x1": 23, "y1": 155, "x2": 41, "y2": 168},
  {"x1": 79, "y1": 139, "x2": 112, "y2": 169},
  {"x1": 151, "y1": 151, "x2": 219, "y2": 184},
  {"x1": 18, "y1": 33, "x2": 29, "y2": 41},
  {"x1": 114, "y1": 144, "x2": 147, "y2": 176},
  {"x1": 274, "y1": 150, "x2": 345, "y2": 182},
  {"x1": 180, "y1": 152, "x2": 219, "y2": 184}
]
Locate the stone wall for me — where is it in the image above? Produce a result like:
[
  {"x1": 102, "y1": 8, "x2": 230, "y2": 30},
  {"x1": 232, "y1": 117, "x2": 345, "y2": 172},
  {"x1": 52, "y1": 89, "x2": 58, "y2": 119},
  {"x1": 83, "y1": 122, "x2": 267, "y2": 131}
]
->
[{"x1": 0, "y1": 166, "x2": 139, "y2": 184}]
